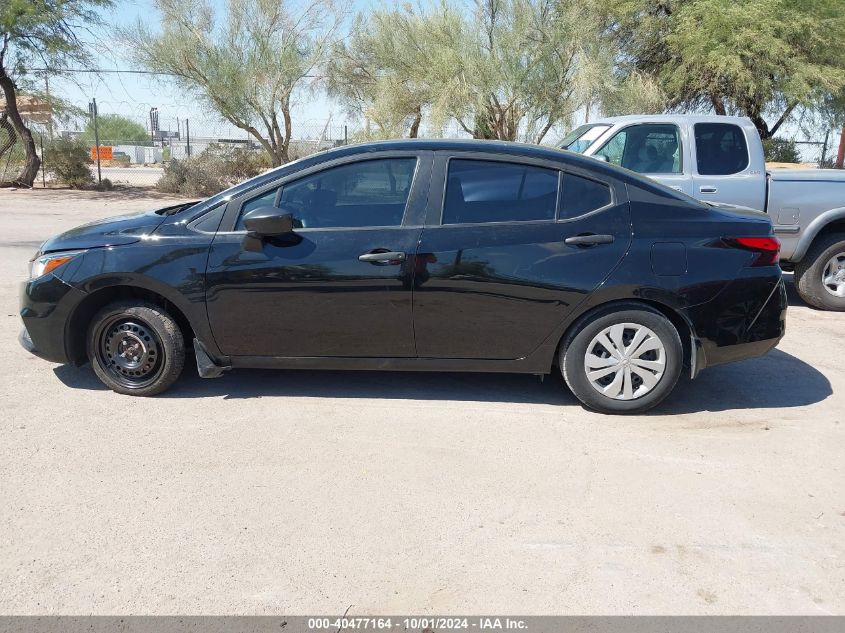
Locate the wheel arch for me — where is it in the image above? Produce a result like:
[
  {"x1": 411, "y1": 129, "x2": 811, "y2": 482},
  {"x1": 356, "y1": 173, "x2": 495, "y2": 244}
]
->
[
  {"x1": 553, "y1": 297, "x2": 695, "y2": 374},
  {"x1": 791, "y1": 207, "x2": 845, "y2": 262},
  {"x1": 66, "y1": 283, "x2": 197, "y2": 364}
]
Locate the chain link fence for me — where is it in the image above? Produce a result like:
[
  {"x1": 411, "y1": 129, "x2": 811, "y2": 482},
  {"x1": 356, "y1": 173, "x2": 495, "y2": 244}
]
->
[{"x1": 2, "y1": 103, "x2": 841, "y2": 190}]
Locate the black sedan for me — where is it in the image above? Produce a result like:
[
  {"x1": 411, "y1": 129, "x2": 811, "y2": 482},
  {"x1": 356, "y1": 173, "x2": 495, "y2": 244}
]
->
[{"x1": 20, "y1": 140, "x2": 786, "y2": 413}]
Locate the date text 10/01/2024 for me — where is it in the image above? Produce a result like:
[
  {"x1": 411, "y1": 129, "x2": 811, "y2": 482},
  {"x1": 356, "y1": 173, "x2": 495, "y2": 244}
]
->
[{"x1": 307, "y1": 617, "x2": 528, "y2": 630}]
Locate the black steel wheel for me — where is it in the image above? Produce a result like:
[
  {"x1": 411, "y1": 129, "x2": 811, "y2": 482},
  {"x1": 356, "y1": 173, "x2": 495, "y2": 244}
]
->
[{"x1": 87, "y1": 300, "x2": 185, "y2": 396}]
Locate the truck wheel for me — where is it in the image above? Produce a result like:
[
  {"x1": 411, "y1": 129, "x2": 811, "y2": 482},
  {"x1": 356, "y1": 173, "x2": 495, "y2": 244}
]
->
[
  {"x1": 87, "y1": 300, "x2": 186, "y2": 396},
  {"x1": 794, "y1": 233, "x2": 845, "y2": 311}
]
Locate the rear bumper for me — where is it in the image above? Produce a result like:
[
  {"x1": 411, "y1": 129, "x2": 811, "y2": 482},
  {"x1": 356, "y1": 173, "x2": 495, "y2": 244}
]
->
[
  {"x1": 688, "y1": 274, "x2": 787, "y2": 373},
  {"x1": 19, "y1": 274, "x2": 87, "y2": 364}
]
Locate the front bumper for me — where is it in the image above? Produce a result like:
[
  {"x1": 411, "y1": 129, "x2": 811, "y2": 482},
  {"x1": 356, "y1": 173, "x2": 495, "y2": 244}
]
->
[{"x1": 19, "y1": 273, "x2": 87, "y2": 364}]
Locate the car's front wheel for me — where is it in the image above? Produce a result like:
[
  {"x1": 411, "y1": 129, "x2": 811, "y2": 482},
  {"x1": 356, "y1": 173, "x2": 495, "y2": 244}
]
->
[
  {"x1": 561, "y1": 306, "x2": 683, "y2": 414},
  {"x1": 87, "y1": 300, "x2": 185, "y2": 396}
]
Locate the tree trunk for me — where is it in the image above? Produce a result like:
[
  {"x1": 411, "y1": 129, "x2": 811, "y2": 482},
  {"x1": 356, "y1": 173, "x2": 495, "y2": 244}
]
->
[
  {"x1": 0, "y1": 71, "x2": 40, "y2": 187},
  {"x1": 408, "y1": 107, "x2": 422, "y2": 138},
  {"x1": 836, "y1": 124, "x2": 845, "y2": 169},
  {"x1": 710, "y1": 94, "x2": 726, "y2": 116}
]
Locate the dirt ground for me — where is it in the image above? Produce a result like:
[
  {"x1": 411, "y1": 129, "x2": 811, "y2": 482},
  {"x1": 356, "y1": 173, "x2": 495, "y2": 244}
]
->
[{"x1": 0, "y1": 188, "x2": 842, "y2": 615}]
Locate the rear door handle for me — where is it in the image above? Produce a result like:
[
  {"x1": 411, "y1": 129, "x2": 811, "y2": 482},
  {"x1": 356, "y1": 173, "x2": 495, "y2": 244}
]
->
[
  {"x1": 358, "y1": 250, "x2": 406, "y2": 263},
  {"x1": 699, "y1": 186, "x2": 718, "y2": 194},
  {"x1": 564, "y1": 234, "x2": 615, "y2": 247}
]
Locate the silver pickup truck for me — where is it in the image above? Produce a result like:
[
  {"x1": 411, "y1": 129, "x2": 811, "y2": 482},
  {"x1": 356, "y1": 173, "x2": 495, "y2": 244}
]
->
[{"x1": 560, "y1": 114, "x2": 845, "y2": 311}]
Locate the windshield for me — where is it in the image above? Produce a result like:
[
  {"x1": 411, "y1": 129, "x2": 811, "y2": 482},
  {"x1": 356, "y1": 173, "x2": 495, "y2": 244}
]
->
[{"x1": 559, "y1": 124, "x2": 611, "y2": 153}]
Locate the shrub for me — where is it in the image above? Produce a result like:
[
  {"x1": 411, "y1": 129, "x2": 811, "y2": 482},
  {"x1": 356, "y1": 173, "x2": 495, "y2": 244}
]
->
[
  {"x1": 44, "y1": 137, "x2": 94, "y2": 188},
  {"x1": 155, "y1": 144, "x2": 272, "y2": 196},
  {"x1": 763, "y1": 138, "x2": 800, "y2": 163}
]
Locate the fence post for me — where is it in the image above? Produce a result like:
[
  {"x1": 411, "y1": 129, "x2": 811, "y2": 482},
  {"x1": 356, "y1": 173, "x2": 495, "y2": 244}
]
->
[
  {"x1": 820, "y1": 130, "x2": 829, "y2": 167},
  {"x1": 40, "y1": 134, "x2": 46, "y2": 188},
  {"x1": 344, "y1": 125, "x2": 348, "y2": 145},
  {"x1": 186, "y1": 118, "x2": 191, "y2": 157},
  {"x1": 89, "y1": 98, "x2": 102, "y2": 185}
]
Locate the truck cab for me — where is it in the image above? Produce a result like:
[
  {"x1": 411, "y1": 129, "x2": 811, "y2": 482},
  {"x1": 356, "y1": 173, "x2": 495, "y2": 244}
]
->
[
  {"x1": 561, "y1": 114, "x2": 845, "y2": 311},
  {"x1": 560, "y1": 115, "x2": 767, "y2": 208}
]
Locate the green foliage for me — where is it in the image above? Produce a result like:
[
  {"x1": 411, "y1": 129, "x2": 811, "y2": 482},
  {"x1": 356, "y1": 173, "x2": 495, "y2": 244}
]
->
[
  {"x1": 606, "y1": 0, "x2": 845, "y2": 138},
  {"x1": 81, "y1": 114, "x2": 149, "y2": 144},
  {"x1": 328, "y1": 0, "x2": 635, "y2": 143},
  {"x1": 44, "y1": 136, "x2": 93, "y2": 188},
  {"x1": 124, "y1": 0, "x2": 342, "y2": 166},
  {"x1": 156, "y1": 145, "x2": 271, "y2": 196},
  {"x1": 763, "y1": 138, "x2": 801, "y2": 163}
]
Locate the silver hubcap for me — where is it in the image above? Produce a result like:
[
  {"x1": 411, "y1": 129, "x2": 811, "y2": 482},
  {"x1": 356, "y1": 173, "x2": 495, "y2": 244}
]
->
[
  {"x1": 822, "y1": 252, "x2": 845, "y2": 298},
  {"x1": 584, "y1": 323, "x2": 666, "y2": 401}
]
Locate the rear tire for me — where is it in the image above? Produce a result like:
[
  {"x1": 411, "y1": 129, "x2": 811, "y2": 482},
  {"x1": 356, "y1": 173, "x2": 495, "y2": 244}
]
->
[
  {"x1": 794, "y1": 233, "x2": 845, "y2": 311},
  {"x1": 87, "y1": 300, "x2": 185, "y2": 396},
  {"x1": 560, "y1": 306, "x2": 682, "y2": 414}
]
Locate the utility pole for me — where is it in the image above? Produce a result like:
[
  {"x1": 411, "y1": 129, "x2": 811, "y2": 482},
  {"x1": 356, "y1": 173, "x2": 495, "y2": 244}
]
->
[
  {"x1": 44, "y1": 75, "x2": 54, "y2": 140},
  {"x1": 185, "y1": 119, "x2": 191, "y2": 157},
  {"x1": 88, "y1": 98, "x2": 102, "y2": 185}
]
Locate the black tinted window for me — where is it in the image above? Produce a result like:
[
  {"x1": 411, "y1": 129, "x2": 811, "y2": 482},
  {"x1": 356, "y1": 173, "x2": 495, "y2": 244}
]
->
[
  {"x1": 560, "y1": 173, "x2": 612, "y2": 218},
  {"x1": 443, "y1": 159, "x2": 558, "y2": 224},
  {"x1": 237, "y1": 158, "x2": 417, "y2": 229},
  {"x1": 694, "y1": 123, "x2": 749, "y2": 175}
]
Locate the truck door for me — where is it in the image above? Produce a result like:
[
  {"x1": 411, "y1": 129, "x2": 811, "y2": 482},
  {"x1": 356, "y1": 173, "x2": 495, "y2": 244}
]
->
[
  {"x1": 592, "y1": 123, "x2": 694, "y2": 196},
  {"x1": 691, "y1": 121, "x2": 767, "y2": 210}
]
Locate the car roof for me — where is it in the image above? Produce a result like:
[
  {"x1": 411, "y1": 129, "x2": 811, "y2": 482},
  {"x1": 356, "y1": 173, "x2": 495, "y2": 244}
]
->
[{"x1": 310, "y1": 138, "x2": 629, "y2": 179}]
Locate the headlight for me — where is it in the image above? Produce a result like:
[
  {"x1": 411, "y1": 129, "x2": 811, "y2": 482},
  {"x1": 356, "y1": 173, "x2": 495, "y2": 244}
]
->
[{"x1": 29, "y1": 250, "x2": 85, "y2": 279}]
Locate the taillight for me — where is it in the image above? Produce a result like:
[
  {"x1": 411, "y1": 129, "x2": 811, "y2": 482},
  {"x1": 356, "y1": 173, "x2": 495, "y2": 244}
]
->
[{"x1": 723, "y1": 236, "x2": 780, "y2": 267}]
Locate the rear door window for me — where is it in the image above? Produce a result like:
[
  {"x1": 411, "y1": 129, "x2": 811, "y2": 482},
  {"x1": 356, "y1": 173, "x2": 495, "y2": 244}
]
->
[
  {"x1": 694, "y1": 123, "x2": 749, "y2": 175},
  {"x1": 442, "y1": 159, "x2": 559, "y2": 224},
  {"x1": 559, "y1": 173, "x2": 612, "y2": 218}
]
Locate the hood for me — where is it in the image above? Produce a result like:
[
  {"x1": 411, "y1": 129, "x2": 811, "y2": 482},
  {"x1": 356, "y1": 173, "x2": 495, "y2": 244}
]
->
[{"x1": 38, "y1": 202, "x2": 195, "y2": 255}]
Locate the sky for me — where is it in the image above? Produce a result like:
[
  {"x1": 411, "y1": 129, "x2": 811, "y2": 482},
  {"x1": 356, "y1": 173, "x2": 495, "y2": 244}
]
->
[
  {"x1": 44, "y1": 0, "x2": 831, "y2": 155},
  {"x1": 48, "y1": 0, "x2": 360, "y2": 140}
]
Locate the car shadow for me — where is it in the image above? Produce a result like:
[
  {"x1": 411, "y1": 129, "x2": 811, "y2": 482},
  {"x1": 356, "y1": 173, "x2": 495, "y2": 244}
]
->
[
  {"x1": 783, "y1": 272, "x2": 811, "y2": 308},
  {"x1": 53, "y1": 348, "x2": 830, "y2": 414}
]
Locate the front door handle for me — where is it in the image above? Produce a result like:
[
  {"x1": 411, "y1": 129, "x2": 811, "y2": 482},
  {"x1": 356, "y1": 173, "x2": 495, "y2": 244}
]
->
[
  {"x1": 358, "y1": 250, "x2": 406, "y2": 263},
  {"x1": 700, "y1": 186, "x2": 718, "y2": 194},
  {"x1": 564, "y1": 234, "x2": 615, "y2": 247}
]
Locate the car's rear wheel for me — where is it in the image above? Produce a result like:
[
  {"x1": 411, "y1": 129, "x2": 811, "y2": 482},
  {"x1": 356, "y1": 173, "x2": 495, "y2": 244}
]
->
[
  {"x1": 561, "y1": 306, "x2": 682, "y2": 414},
  {"x1": 87, "y1": 300, "x2": 185, "y2": 396},
  {"x1": 794, "y1": 233, "x2": 845, "y2": 311}
]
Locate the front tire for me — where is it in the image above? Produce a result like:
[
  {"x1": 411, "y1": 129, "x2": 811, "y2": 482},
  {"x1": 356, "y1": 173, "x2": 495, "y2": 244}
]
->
[
  {"x1": 87, "y1": 300, "x2": 185, "y2": 396},
  {"x1": 561, "y1": 306, "x2": 682, "y2": 414},
  {"x1": 794, "y1": 233, "x2": 845, "y2": 311}
]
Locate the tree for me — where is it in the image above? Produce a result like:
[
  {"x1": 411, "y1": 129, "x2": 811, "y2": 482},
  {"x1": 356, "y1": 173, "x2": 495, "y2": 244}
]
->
[
  {"x1": 607, "y1": 0, "x2": 845, "y2": 139},
  {"x1": 125, "y1": 0, "x2": 343, "y2": 167},
  {"x1": 329, "y1": 0, "x2": 613, "y2": 143},
  {"x1": 81, "y1": 113, "x2": 149, "y2": 144},
  {"x1": 0, "y1": 0, "x2": 110, "y2": 187}
]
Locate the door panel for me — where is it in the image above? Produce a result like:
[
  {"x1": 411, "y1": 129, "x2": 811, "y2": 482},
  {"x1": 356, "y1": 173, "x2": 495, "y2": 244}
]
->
[
  {"x1": 593, "y1": 123, "x2": 694, "y2": 196},
  {"x1": 413, "y1": 155, "x2": 632, "y2": 360},
  {"x1": 692, "y1": 122, "x2": 767, "y2": 209},
  {"x1": 206, "y1": 227, "x2": 421, "y2": 357},
  {"x1": 205, "y1": 152, "x2": 432, "y2": 358}
]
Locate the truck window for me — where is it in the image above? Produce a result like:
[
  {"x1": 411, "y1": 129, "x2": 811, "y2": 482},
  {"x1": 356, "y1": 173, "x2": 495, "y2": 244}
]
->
[
  {"x1": 594, "y1": 124, "x2": 682, "y2": 174},
  {"x1": 559, "y1": 124, "x2": 611, "y2": 153},
  {"x1": 694, "y1": 123, "x2": 749, "y2": 175}
]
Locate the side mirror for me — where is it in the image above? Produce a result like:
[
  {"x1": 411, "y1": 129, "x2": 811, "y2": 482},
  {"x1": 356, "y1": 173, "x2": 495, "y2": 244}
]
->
[{"x1": 242, "y1": 207, "x2": 295, "y2": 237}]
